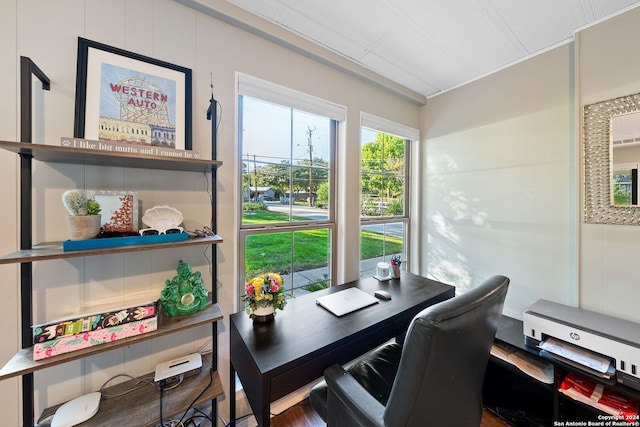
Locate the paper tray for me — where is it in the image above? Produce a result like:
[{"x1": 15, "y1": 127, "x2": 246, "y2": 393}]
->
[{"x1": 62, "y1": 232, "x2": 188, "y2": 251}]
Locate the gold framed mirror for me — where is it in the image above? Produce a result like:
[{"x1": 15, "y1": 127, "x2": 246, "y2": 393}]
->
[{"x1": 584, "y1": 92, "x2": 640, "y2": 224}]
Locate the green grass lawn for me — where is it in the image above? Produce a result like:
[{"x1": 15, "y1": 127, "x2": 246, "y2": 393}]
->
[{"x1": 243, "y1": 210, "x2": 402, "y2": 276}]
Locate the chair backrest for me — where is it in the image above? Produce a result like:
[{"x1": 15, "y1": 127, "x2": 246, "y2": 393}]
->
[{"x1": 384, "y1": 275, "x2": 509, "y2": 427}]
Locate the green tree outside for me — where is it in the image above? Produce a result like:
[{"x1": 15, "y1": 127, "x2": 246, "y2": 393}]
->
[{"x1": 361, "y1": 133, "x2": 405, "y2": 215}]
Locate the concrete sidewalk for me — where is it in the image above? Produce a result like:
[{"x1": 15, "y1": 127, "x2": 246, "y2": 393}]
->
[{"x1": 282, "y1": 255, "x2": 401, "y2": 297}]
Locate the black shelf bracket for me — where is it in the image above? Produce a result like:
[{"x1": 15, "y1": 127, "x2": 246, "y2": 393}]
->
[{"x1": 19, "y1": 56, "x2": 50, "y2": 427}]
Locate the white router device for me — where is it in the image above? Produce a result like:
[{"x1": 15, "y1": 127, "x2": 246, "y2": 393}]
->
[
  {"x1": 50, "y1": 391, "x2": 101, "y2": 427},
  {"x1": 154, "y1": 352, "x2": 202, "y2": 384}
]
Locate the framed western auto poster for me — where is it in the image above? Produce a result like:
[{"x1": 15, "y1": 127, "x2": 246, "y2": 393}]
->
[{"x1": 73, "y1": 37, "x2": 192, "y2": 150}]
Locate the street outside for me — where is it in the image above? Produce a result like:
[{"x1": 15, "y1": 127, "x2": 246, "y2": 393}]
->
[
  {"x1": 263, "y1": 201, "x2": 403, "y2": 237},
  {"x1": 262, "y1": 201, "x2": 403, "y2": 295}
]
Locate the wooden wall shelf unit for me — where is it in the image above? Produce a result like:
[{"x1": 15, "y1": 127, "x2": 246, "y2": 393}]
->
[
  {"x1": 0, "y1": 137, "x2": 225, "y2": 426},
  {"x1": 4, "y1": 59, "x2": 225, "y2": 426}
]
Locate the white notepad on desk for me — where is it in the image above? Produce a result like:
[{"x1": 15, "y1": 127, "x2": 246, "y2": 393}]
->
[{"x1": 315, "y1": 288, "x2": 379, "y2": 317}]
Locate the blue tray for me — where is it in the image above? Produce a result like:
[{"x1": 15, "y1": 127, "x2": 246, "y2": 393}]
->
[{"x1": 63, "y1": 232, "x2": 189, "y2": 251}]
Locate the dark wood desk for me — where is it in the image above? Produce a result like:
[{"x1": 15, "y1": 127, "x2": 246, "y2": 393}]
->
[{"x1": 229, "y1": 271, "x2": 455, "y2": 427}]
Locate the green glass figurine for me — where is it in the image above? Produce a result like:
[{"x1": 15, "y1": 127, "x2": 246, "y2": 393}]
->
[{"x1": 160, "y1": 260, "x2": 208, "y2": 316}]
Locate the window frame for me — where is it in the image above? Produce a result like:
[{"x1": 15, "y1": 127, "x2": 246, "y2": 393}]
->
[
  {"x1": 359, "y1": 113, "x2": 417, "y2": 277},
  {"x1": 237, "y1": 74, "x2": 341, "y2": 302}
]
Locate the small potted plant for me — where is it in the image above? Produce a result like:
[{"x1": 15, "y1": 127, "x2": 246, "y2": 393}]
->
[{"x1": 62, "y1": 190, "x2": 102, "y2": 240}]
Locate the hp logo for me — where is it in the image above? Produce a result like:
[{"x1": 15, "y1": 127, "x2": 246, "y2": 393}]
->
[{"x1": 569, "y1": 332, "x2": 580, "y2": 341}]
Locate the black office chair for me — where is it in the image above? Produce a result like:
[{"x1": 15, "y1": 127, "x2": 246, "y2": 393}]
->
[{"x1": 309, "y1": 275, "x2": 509, "y2": 427}]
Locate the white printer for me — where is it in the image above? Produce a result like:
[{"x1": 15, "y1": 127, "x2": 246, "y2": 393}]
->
[{"x1": 523, "y1": 299, "x2": 640, "y2": 391}]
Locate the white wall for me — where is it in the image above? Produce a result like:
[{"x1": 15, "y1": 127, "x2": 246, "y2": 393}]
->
[
  {"x1": 421, "y1": 5, "x2": 640, "y2": 326},
  {"x1": 0, "y1": 0, "x2": 422, "y2": 425},
  {"x1": 0, "y1": 0, "x2": 20, "y2": 419},
  {"x1": 421, "y1": 44, "x2": 578, "y2": 319},
  {"x1": 578, "y1": 7, "x2": 640, "y2": 322}
]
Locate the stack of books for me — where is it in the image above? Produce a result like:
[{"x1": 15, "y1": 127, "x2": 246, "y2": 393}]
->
[{"x1": 32, "y1": 300, "x2": 158, "y2": 360}]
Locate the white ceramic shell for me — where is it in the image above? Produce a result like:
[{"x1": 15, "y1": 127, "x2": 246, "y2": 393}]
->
[{"x1": 142, "y1": 205, "x2": 184, "y2": 231}]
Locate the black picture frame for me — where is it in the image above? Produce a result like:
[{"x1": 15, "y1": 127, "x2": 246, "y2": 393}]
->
[{"x1": 74, "y1": 37, "x2": 192, "y2": 150}]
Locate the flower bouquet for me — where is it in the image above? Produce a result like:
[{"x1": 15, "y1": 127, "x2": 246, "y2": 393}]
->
[{"x1": 241, "y1": 272, "x2": 288, "y2": 322}]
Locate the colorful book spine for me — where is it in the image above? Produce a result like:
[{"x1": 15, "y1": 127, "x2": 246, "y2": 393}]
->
[
  {"x1": 32, "y1": 301, "x2": 157, "y2": 344},
  {"x1": 33, "y1": 316, "x2": 158, "y2": 360}
]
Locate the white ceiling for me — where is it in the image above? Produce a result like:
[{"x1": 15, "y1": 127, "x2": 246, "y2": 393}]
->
[{"x1": 223, "y1": 0, "x2": 640, "y2": 98}]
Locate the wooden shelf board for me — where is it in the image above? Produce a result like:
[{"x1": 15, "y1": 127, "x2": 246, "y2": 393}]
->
[
  {"x1": 0, "y1": 140, "x2": 222, "y2": 172},
  {"x1": 40, "y1": 353, "x2": 223, "y2": 427},
  {"x1": 0, "y1": 304, "x2": 223, "y2": 381},
  {"x1": 0, "y1": 235, "x2": 223, "y2": 264}
]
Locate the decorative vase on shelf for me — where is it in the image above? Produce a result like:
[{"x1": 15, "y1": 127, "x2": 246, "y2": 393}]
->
[
  {"x1": 251, "y1": 302, "x2": 275, "y2": 323},
  {"x1": 66, "y1": 214, "x2": 102, "y2": 241}
]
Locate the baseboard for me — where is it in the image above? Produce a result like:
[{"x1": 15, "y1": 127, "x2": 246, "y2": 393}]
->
[
  {"x1": 271, "y1": 379, "x2": 321, "y2": 415},
  {"x1": 233, "y1": 378, "x2": 321, "y2": 426}
]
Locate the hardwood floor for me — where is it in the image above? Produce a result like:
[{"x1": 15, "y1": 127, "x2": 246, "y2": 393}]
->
[
  {"x1": 269, "y1": 399, "x2": 322, "y2": 427},
  {"x1": 269, "y1": 399, "x2": 512, "y2": 427}
]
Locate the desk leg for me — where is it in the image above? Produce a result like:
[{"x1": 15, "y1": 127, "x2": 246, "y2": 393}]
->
[
  {"x1": 230, "y1": 364, "x2": 270, "y2": 427},
  {"x1": 257, "y1": 383, "x2": 271, "y2": 427},
  {"x1": 230, "y1": 363, "x2": 236, "y2": 427},
  {"x1": 247, "y1": 378, "x2": 271, "y2": 427}
]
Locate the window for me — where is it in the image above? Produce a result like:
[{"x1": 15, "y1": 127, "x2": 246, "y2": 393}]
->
[
  {"x1": 238, "y1": 75, "x2": 343, "y2": 299},
  {"x1": 360, "y1": 113, "x2": 416, "y2": 278},
  {"x1": 613, "y1": 162, "x2": 639, "y2": 205}
]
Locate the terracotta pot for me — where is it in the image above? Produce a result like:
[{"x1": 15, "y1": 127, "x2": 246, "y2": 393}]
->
[{"x1": 66, "y1": 215, "x2": 101, "y2": 241}]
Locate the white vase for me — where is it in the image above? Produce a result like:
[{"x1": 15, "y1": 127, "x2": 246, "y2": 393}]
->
[
  {"x1": 66, "y1": 215, "x2": 102, "y2": 241},
  {"x1": 252, "y1": 304, "x2": 275, "y2": 323}
]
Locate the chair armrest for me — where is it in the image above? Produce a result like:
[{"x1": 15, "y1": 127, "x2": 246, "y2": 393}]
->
[{"x1": 324, "y1": 364, "x2": 386, "y2": 427}]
